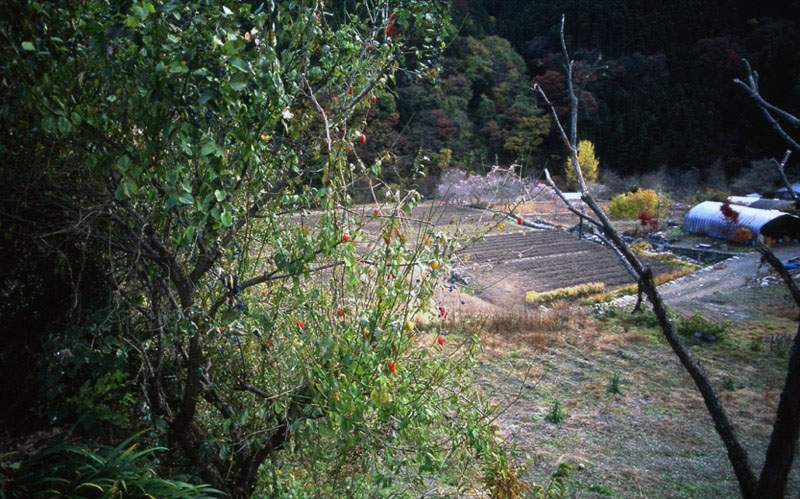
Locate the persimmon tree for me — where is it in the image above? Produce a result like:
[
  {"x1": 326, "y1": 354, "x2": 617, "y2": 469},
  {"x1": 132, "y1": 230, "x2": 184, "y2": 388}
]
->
[
  {"x1": 0, "y1": 1, "x2": 516, "y2": 496},
  {"x1": 535, "y1": 15, "x2": 800, "y2": 498}
]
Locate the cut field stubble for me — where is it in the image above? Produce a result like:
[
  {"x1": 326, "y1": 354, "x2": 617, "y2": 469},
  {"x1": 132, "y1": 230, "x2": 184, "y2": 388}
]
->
[{"x1": 458, "y1": 303, "x2": 652, "y2": 358}]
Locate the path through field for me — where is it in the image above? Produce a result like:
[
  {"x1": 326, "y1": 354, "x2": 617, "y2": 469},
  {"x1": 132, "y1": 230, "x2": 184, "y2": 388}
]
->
[{"x1": 619, "y1": 245, "x2": 800, "y2": 321}]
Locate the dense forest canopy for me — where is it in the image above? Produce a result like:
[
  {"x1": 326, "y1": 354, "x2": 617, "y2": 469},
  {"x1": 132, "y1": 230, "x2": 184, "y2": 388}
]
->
[{"x1": 367, "y1": 0, "x2": 800, "y2": 185}]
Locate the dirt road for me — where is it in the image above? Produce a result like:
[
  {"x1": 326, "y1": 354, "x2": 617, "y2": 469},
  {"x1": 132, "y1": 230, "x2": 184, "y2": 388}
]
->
[{"x1": 618, "y1": 245, "x2": 800, "y2": 320}]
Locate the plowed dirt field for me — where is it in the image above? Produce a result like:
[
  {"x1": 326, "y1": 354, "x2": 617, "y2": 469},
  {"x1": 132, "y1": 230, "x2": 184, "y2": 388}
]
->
[{"x1": 456, "y1": 229, "x2": 678, "y2": 308}]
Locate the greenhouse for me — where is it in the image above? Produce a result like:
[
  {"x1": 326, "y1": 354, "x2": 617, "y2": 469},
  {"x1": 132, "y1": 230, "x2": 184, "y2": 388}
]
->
[{"x1": 683, "y1": 201, "x2": 800, "y2": 243}]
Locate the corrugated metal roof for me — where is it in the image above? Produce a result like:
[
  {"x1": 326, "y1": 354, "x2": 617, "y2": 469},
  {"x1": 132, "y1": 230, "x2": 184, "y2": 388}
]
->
[
  {"x1": 683, "y1": 201, "x2": 785, "y2": 240},
  {"x1": 727, "y1": 196, "x2": 759, "y2": 207},
  {"x1": 749, "y1": 199, "x2": 795, "y2": 211}
]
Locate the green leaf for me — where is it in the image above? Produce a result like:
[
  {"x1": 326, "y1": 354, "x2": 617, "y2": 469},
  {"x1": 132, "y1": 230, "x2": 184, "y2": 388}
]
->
[
  {"x1": 220, "y1": 211, "x2": 233, "y2": 227},
  {"x1": 229, "y1": 74, "x2": 248, "y2": 91},
  {"x1": 166, "y1": 195, "x2": 180, "y2": 210},
  {"x1": 57, "y1": 116, "x2": 71, "y2": 134},
  {"x1": 41, "y1": 116, "x2": 55, "y2": 132},
  {"x1": 198, "y1": 91, "x2": 214, "y2": 105},
  {"x1": 230, "y1": 57, "x2": 248, "y2": 73},
  {"x1": 22, "y1": 41, "x2": 35, "y2": 51},
  {"x1": 178, "y1": 192, "x2": 194, "y2": 205},
  {"x1": 200, "y1": 142, "x2": 217, "y2": 156},
  {"x1": 180, "y1": 225, "x2": 195, "y2": 246},
  {"x1": 132, "y1": 5, "x2": 147, "y2": 20},
  {"x1": 116, "y1": 155, "x2": 131, "y2": 171},
  {"x1": 114, "y1": 178, "x2": 137, "y2": 200},
  {"x1": 214, "y1": 189, "x2": 227, "y2": 202}
]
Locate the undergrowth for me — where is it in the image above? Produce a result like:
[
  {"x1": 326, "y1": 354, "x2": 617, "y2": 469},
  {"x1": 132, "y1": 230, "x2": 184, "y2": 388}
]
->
[
  {"x1": 593, "y1": 305, "x2": 731, "y2": 345},
  {"x1": 2, "y1": 432, "x2": 221, "y2": 498},
  {"x1": 607, "y1": 373, "x2": 623, "y2": 395}
]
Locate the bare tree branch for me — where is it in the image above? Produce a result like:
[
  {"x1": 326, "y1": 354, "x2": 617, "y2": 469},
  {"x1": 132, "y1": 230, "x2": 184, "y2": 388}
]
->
[
  {"x1": 772, "y1": 150, "x2": 796, "y2": 201},
  {"x1": 750, "y1": 246, "x2": 800, "y2": 496},
  {"x1": 559, "y1": 14, "x2": 578, "y2": 148},
  {"x1": 734, "y1": 59, "x2": 800, "y2": 153},
  {"x1": 542, "y1": 169, "x2": 601, "y2": 228}
]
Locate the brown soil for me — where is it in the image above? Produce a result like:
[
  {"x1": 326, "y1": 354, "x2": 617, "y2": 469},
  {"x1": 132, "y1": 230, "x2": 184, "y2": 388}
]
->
[{"x1": 456, "y1": 229, "x2": 679, "y2": 309}]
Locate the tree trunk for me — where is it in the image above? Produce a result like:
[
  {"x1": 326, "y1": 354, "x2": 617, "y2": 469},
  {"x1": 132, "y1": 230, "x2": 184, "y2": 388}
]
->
[{"x1": 755, "y1": 323, "x2": 800, "y2": 496}]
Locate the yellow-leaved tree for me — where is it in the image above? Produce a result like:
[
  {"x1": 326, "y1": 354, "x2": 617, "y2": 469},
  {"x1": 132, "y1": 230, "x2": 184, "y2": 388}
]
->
[{"x1": 565, "y1": 140, "x2": 599, "y2": 189}]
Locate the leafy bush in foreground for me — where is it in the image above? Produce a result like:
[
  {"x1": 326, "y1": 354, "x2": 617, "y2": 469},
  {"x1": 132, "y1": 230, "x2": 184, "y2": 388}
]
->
[{"x1": 1, "y1": 0, "x2": 519, "y2": 496}]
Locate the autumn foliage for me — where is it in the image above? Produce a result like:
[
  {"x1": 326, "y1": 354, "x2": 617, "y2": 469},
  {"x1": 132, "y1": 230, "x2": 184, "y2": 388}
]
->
[
  {"x1": 720, "y1": 202, "x2": 740, "y2": 224},
  {"x1": 638, "y1": 210, "x2": 659, "y2": 230}
]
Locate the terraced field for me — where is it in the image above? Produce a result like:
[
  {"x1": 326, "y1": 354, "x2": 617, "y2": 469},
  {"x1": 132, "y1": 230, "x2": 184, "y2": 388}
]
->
[
  {"x1": 456, "y1": 229, "x2": 679, "y2": 308},
  {"x1": 292, "y1": 202, "x2": 680, "y2": 308}
]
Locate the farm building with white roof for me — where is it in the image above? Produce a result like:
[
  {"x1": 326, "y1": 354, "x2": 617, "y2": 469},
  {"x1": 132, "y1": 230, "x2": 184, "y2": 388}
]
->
[{"x1": 683, "y1": 201, "x2": 800, "y2": 242}]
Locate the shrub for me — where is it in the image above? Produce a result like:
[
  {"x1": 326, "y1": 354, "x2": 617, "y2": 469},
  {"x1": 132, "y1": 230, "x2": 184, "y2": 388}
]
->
[
  {"x1": 526, "y1": 282, "x2": 605, "y2": 305},
  {"x1": 544, "y1": 400, "x2": 566, "y2": 424},
  {"x1": 435, "y1": 166, "x2": 547, "y2": 204},
  {"x1": 2, "y1": 1, "x2": 512, "y2": 496},
  {"x1": 696, "y1": 187, "x2": 731, "y2": 203},
  {"x1": 675, "y1": 312, "x2": 730, "y2": 342},
  {"x1": 608, "y1": 189, "x2": 670, "y2": 219},
  {"x1": 638, "y1": 210, "x2": 659, "y2": 230},
  {"x1": 732, "y1": 158, "x2": 781, "y2": 195},
  {"x1": 720, "y1": 202, "x2": 740, "y2": 224},
  {"x1": 607, "y1": 373, "x2": 623, "y2": 395}
]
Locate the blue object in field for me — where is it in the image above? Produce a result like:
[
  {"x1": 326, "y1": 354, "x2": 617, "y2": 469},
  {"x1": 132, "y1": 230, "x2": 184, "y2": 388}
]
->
[{"x1": 783, "y1": 262, "x2": 800, "y2": 271}]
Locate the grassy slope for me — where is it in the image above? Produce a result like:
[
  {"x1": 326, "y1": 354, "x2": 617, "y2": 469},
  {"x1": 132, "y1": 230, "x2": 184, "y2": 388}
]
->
[{"x1": 466, "y1": 300, "x2": 799, "y2": 498}]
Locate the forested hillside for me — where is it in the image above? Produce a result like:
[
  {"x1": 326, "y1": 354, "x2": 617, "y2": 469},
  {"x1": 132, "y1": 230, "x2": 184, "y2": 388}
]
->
[{"x1": 367, "y1": 0, "x2": 800, "y2": 188}]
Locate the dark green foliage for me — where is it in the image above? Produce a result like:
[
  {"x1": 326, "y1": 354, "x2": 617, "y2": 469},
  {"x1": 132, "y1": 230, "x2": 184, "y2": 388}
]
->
[
  {"x1": 629, "y1": 309, "x2": 661, "y2": 329},
  {"x1": 607, "y1": 373, "x2": 623, "y2": 395},
  {"x1": 363, "y1": 33, "x2": 550, "y2": 186},
  {"x1": 544, "y1": 399, "x2": 566, "y2": 425},
  {"x1": 0, "y1": 2, "x2": 521, "y2": 496},
  {"x1": 324, "y1": 2, "x2": 800, "y2": 186},
  {"x1": 675, "y1": 312, "x2": 731, "y2": 342},
  {"x1": 3, "y1": 432, "x2": 222, "y2": 498},
  {"x1": 722, "y1": 377, "x2": 737, "y2": 391}
]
